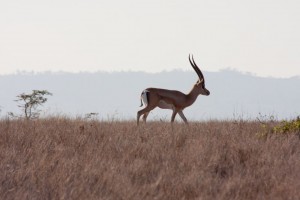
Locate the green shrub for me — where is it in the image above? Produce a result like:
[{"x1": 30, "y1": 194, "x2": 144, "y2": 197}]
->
[
  {"x1": 273, "y1": 116, "x2": 300, "y2": 134},
  {"x1": 256, "y1": 116, "x2": 300, "y2": 139}
]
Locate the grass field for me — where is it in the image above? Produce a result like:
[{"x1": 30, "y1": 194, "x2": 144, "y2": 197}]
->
[{"x1": 0, "y1": 118, "x2": 299, "y2": 200}]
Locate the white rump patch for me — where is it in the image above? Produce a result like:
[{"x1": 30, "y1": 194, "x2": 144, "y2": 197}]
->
[{"x1": 141, "y1": 90, "x2": 149, "y2": 106}]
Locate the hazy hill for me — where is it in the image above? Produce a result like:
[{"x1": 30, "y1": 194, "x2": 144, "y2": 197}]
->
[{"x1": 0, "y1": 70, "x2": 299, "y2": 120}]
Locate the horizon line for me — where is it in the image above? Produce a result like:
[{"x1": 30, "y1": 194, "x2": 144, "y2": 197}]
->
[{"x1": 0, "y1": 68, "x2": 299, "y2": 79}]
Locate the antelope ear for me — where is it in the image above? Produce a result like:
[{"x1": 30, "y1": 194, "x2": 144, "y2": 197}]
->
[{"x1": 196, "y1": 79, "x2": 204, "y2": 85}]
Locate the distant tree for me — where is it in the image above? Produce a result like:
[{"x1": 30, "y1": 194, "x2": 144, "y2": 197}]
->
[{"x1": 9, "y1": 90, "x2": 52, "y2": 120}]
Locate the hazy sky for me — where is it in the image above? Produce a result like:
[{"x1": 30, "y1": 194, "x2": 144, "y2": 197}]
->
[{"x1": 0, "y1": 0, "x2": 299, "y2": 77}]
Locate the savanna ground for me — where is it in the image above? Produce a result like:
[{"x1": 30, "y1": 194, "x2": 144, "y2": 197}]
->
[{"x1": 0, "y1": 117, "x2": 299, "y2": 200}]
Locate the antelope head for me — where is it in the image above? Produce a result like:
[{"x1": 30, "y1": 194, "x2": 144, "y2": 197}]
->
[{"x1": 189, "y1": 54, "x2": 210, "y2": 96}]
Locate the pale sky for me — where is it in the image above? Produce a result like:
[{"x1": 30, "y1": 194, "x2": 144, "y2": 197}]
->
[{"x1": 0, "y1": 0, "x2": 299, "y2": 77}]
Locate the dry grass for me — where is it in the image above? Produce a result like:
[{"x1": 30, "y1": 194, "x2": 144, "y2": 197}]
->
[{"x1": 0, "y1": 118, "x2": 299, "y2": 200}]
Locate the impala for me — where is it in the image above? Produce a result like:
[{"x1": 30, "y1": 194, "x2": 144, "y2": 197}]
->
[{"x1": 137, "y1": 55, "x2": 210, "y2": 125}]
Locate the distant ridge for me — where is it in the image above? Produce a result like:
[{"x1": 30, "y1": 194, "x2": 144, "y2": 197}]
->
[{"x1": 1, "y1": 70, "x2": 299, "y2": 120}]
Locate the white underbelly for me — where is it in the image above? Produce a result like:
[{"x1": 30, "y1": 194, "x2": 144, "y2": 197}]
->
[{"x1": 158, "y1": 100, "x2": 174, "y2": 110}]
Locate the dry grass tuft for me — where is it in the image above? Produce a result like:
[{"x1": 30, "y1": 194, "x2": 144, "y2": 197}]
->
[{"x1": 0, "y1": 118, "x2": 299, "y2": 200}]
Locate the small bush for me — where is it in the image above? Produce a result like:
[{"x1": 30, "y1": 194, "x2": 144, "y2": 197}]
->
[{"x1": 273, "y1": 116, "x2": 300, "y2": 134}]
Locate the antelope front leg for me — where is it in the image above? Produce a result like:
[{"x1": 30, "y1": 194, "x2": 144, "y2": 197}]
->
[
  {"x1": 178, "y1": 110, "x2": 188, "y2": 124},
  {"x1": 171, "y1": 110, "x2": 178, "y2": 123}
]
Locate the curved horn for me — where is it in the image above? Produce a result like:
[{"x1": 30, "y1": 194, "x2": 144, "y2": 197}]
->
[{"x1": 189, "y1": 54, "x2": 204, "y2": 82}]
